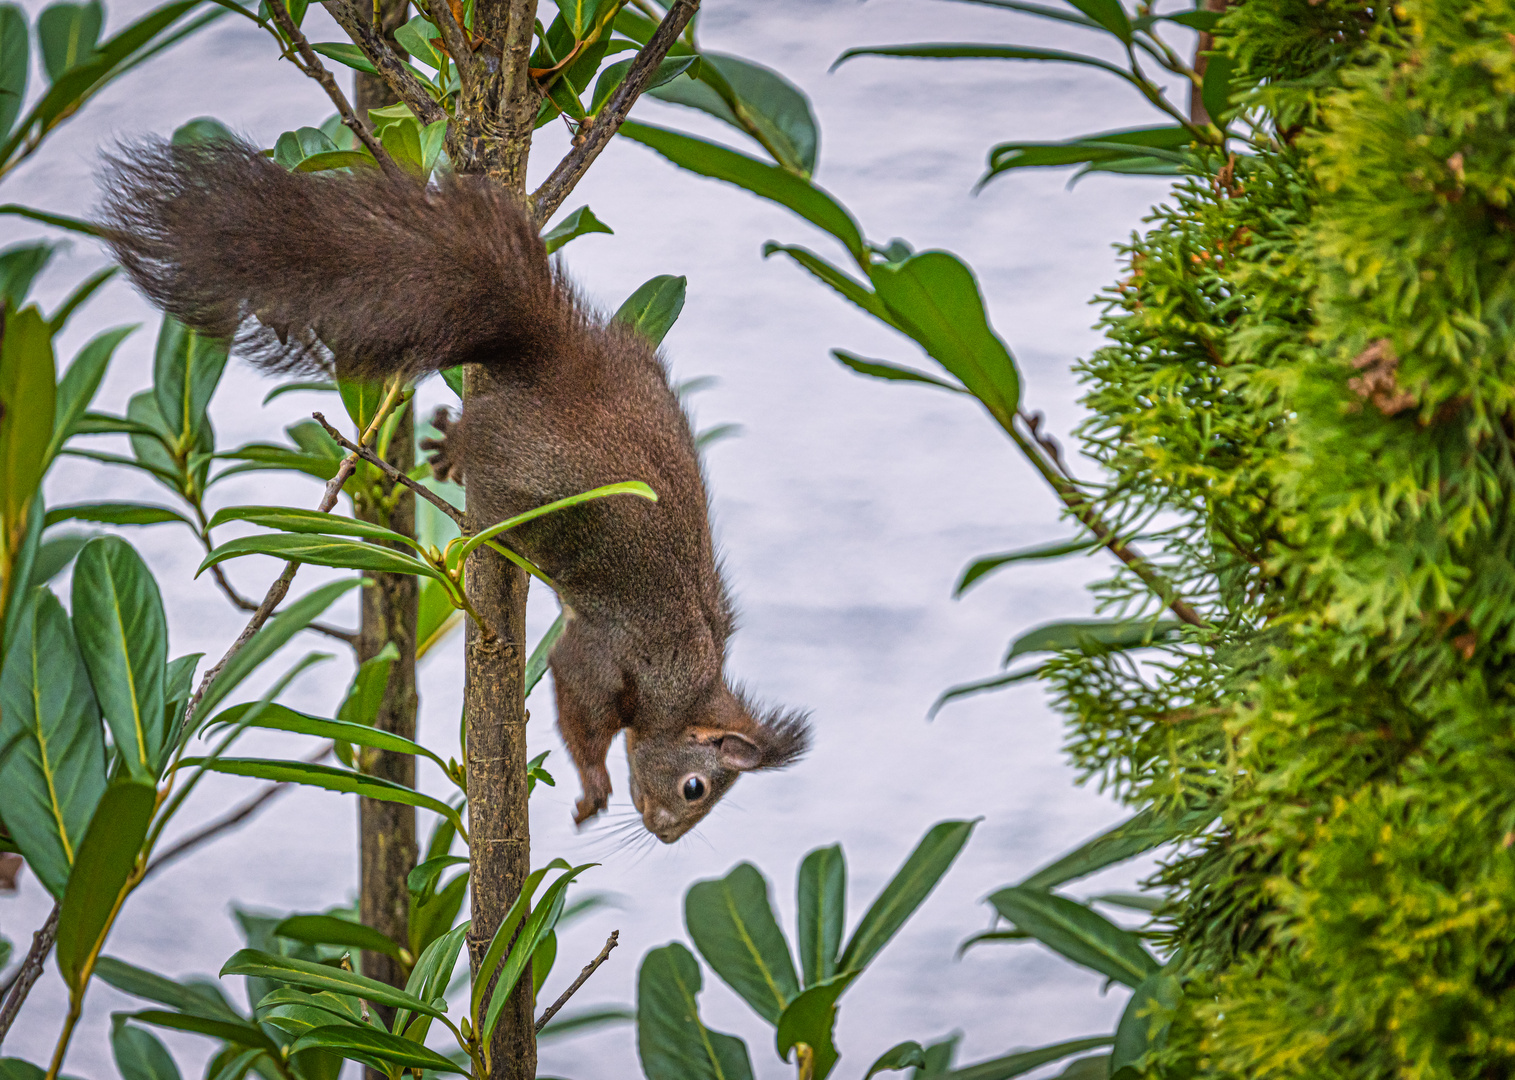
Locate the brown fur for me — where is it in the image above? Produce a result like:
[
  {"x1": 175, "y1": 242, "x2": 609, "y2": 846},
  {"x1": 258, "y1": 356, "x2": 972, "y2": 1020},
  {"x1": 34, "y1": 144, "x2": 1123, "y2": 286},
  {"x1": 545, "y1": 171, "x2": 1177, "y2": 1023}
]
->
[{"x1": 99, "y1": 138, "x2": 809, "y2": 842}]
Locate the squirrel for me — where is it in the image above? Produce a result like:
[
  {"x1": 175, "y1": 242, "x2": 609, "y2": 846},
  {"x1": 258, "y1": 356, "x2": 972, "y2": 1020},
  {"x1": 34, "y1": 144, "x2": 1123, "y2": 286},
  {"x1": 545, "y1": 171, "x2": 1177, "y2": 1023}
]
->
[{"x1": 99, "y1": 137, "x2": 810, "y2": 843}]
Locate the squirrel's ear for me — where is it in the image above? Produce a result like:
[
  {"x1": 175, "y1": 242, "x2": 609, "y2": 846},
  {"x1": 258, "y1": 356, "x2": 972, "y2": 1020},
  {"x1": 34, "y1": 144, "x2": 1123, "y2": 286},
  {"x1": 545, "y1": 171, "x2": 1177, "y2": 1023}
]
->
[{"x1": 717, "y1": 733, "x2": 764, "y2": 771}]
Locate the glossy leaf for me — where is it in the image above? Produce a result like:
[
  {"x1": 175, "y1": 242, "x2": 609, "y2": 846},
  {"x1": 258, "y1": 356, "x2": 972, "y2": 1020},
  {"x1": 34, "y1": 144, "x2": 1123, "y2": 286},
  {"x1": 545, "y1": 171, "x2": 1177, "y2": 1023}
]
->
[
  {"x1": 619, "y1": 121, "x2": 864, "y2": 261},
  {"x1": 337, "y1": 641, "x2": 399, "y2": 728},
  {"x1": 1200, "y1": 48, "x2": 1236, "y2": 125},
  {"x1": 185, "y1": 758, "x2": 466, "y2": 835},
  {"x1": 988, "y1": 887, "x2": 1159, "y2": 987},
  {"x1": 774, "y1": 972, "x2": 856, "y2": 1080},
  {"x1": 1057, "y1": 1056, "x2": 1111, "y2": 1080},
  {"x1": 612, "y1": 275, "x2": 686, "y2": 347},
  {"x1": 95, "y1": 955, "x2": 243, "y2": 1019},
  {"x1": 0, "y1": 1061, "x2": 43, "y2": 1080},
  {"x1": 274, "y1": 914, "x2": 405, "y2": 962},
  {"x1": 198, "y1": 533, "x2": 446, "y2": 583},
  {"x1": 221, "y1": 948, "x2": 446, "y2": 1019},
  {"x1": 982, "y1": 126, "x2": 1191, "y2": 187},
  {"x1": 0, "y1": 5, "x2": 26, "y2": 144},
  {"x1": 869, "y1": 252, "x2": 1020, "y2": 422},
  {"x1": 590, "y1": 53, "x2": 699, "y2": 114},
  {"x1": 392, "y1": 15, "x2": 442, "y2": 68},
  {"x1": 797, "y1": 843, "x2": 845, "y2": 988},
  {"x1": 395, "y1": 920, "x2": 467, "y2": 1037},
  {"x1": 637, "y1": 942, "x2": 755, "y2": 1080},
  {"x1": 1065, "y1": 0, "x2": 1130, "y2": 42},
  {"x1": 28, "y1": 532, "x2": 93, "y2": 589},
  {"x1": 213, "y1": 444, "x2": 342, "y2": 482},
  {"x1": 0, "y1": 244, "x2": 57, "y2": 308},
  {"x1": 36, "y1": 0, "x2": 101, "y2": 81},
  {"x1": 1, "y1": 306, "x2": 56, "y2": 561},
  {"x1": 207, "y1": 505, "x2": 419, "y2": 548},
  {"x1": 2, "y1": 490, "x2": 43, "y2": 653},
  {"x1": 480, "y1": 862, "x2": 594, "y2": 1042},
  {"x1": 1111, "y1": 969, "x2": 1179, "y2": 1078},
  {"x1": 838, "y1": 819, "x2": 976, "y2": 974},
  {"x1": 686, "y1": 862, "x2": 800, "y2": 1024},
  {"x1": 152, "y1": 315, "x2": 227, "y2": 447},
  {"x1": 126, "y1": 1009, "x2": 279, "y2": 1052},
  {"x1": 1020, "y1": 806, "x2": 1213, "y2": 890},
  {"x1": 46, "y1": 502, "x2": 194, "y2": 529},
  {"x1": 207, "y1": 701, "x2": 446, "y2": 772},
  {"x1": 526, "y1": 610, "x2": 566, "y2": 696},
  {"x1": 194, "y1": 578, "x2": 362, "y2": 724},
  {"x1": 407, "y1": 855, "x2": 468, "y2": 897},
  {"x1": 310, "y1": 40, "x2": 375, "y2": 74},
  {"x1": 55, "y1": 780, "x2": 156, "y2": 992},
  {"x1": 955, "y1": 537, "x2": 1104, "y2": 595},
  {"x1": 290, "y1": 1027, "x2": 464, "y2": 1073},
  {"x1": 762, "y1": 243, "x2": 892, "y2": 323},
  {"x1": 542, "y1": 205, "x2": 614, "y2": 254},
  {"x1": 458, "y1": 481, "x2": 657, "y2": 563},
  {"x1": 833, "y1": 351, "x2": 968, "y2": 394},
  {"x1": 0, "y1": 587, "x2": 105, "y2": 897},
  {"x1": 71, "y1": 536, "x2": 169, "y2": 777},
  {"x1": 865, "y1": 1041, "x2": 926, "y2": 1078},
  {"x1": 110, "y1": 1015, "x2": 181, "y2": 1080},
  {"x1": 650, "y1": 52, "x2": 817, "y2": 175},
  {"x1": 927, "y1": 665, "x2": 1041, "y2": 717},
  {"x1": 833, "y1": 44, "x2": 1140, "y2": 94},
  {"x1": 944, "y1": 1037, "x2": 1115, "y2": 1080},
  {"x1": 1004, "y1": 619, "x2": 1183, "y2": 664}
]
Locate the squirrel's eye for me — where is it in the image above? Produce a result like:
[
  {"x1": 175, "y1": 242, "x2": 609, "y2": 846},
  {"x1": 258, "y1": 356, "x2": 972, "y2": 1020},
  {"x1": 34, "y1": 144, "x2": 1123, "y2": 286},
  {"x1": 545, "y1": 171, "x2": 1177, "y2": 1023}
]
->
[{"x1": 682, "y1": 776, "x2": 706, "y2": 801}]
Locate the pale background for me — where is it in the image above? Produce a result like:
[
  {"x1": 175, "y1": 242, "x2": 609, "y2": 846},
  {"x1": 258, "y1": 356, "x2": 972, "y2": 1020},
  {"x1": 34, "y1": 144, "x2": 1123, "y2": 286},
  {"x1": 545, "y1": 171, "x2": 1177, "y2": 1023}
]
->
[{"x1": 0, "y1": 0, "x2": 1186, "y2": 1075}]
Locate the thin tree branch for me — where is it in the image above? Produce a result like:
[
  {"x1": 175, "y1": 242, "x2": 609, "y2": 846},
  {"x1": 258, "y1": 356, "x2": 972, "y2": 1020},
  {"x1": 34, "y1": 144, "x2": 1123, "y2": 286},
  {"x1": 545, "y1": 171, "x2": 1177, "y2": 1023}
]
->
[
  {"x1": 265, "y1": 0, "x2": 403, "y2": 178},
  {"x1": 534, "y1": 931, "x2": 619, "y2": 1033},
  {"x1": 207, "y1": 561, "x2": 359, "y2": 645},
  {"x1": 321, "y1": 0, "x2": 448, "y2": 126},
  {"x1": 313, "y1": 412, "x2": 467, "y2": 529},
  {"x1": 530, "y1": 0, "x2": 700, "y2": 225},
  {"x1": 143, "y1": 743, "x2": 334, "y2": 882},
  {"x1": 424, "y1": 0, "x2": 476, "y2": 88},
  {"x1": 0, "y1": 901, "x2": 60, "y2": 1046}
]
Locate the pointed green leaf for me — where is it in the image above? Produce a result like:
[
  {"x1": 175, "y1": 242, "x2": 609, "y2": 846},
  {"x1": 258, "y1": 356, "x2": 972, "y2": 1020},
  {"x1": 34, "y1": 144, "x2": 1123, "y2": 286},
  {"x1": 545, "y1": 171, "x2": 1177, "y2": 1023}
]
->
[
  {"x1": 1065, "y1": 0, "x2": 1130, "y2": 41},
  {"x1": 927, "y1": 666, "x2": 1042, "y2": 717},
  {"x1": 220, "y1": 948, "x2": 445, "y2": 1019},
  {"x1": 0, "y1": 244, "x2": 57, "y2": 308},
  {"x1": 55, "y1": 780, "x2": 157, "y2": 991},
  {"x1": 152, "y1": 316, "x2": 228, "y2": 445},
  {"x1": 0, "y1": 587, "x2": 105, "y2": 897},
  {"x1": 207, "y1": 505, "x2": 419, "y2": 548},
  {"x1": 1, "y1": 306, "x2": 56, "y2": 560},
  {"x1": 526, "y1": 610, "x2": 566, "y2": 696},
  {"x1": 457, "y1": 482, "x2": 657, "y2": 563},
  {"x1": 590, "y1": 53, "x2": 699, "y2": 114},
  {"x1": 761, "y1": 244, "x2": 891, "y2": 323},
  {"x1": 542, "y1": 205, "x2": 614, "y2": 254},
  {"x1": 1004, "y1": 619, "x2": 1183, "y2": 665},
  {"x1": 797, "y1": 843, "x2": 845, "y2": 988},
  {"x1": 649, "y1": 53, "x2": 817, "y2": 175},
  {"x1": 774, "y1": 972, "x2": 856, "y2": 1080},
  {"x1": 37, "y1": 1, "x2": 103, "y2": 82},
  {"x1": 205, "y1": 702, "x2": 447, "y2": 772},
  {"x1": 0, "y1": 5, "x2": 27, "y2": 144},
  {"x1": 310, "y1": 40, "x2": 376, "y2": 74},
  {"x1": 27, "y1": 532, "x2": 93, "y2": 589},
  {"x1": 46, "y1": 502, "x2": 194, "y2": 529},
  {"x1": 988, "y1": 887, "x2": 1159, "y2": 987},
  {"x1": 865, "y1": 1041, "x2": 926, "y2": 1078},
  {"x1": 1019, "y1": 806, "x2": 1214, "y2": 892},
  {"x1": 125, "y1": 1009, "x2": 279, "y2": 1051},
  {"x1": 832, "y1": 44, "x2": 1139, "y2": 92},
  {"x1": 273, "y1": 914, "x2": 406, "y2": 962},
  {"x1": 71, "y1": 537, "x2": 169, "y2": 777},
  {"x1": 198, "y1": 533, "x2": 446, "y2": 583},
  {"x1": 832, "y1": 351, "x2": 968, "y2": 394},
  {"x1": 637, "y1": 942, "x2": 755, "y2": 1080},
  {"x1": 1111, "y1": 968, "x2": 1179, "y2": 1077},
  {"x1": 943, "y1": 1036, "x2": 1115, "y2": 1080},
  {"x1": 95, "y1": 955, "x2": 243, "y2": 1019},
  {"x1": 481, "y1": 862, "x2": 595, "y2": 1042},
  {"x1": 686, "y1": 862, "x2": 800, "y2": 1024},
  {"x1": 838, "y1": 820, "x2": 976, "y2": 974},
  {"x1": 290, "y1": 1027, "x2": 465, "y2": 1073},
  {"x1": 110, "y1": 1015, "x2": 182, "y2": 1080},
  {"x1": 612, "y1": 275, "x2": 686, "y2": 347},
  {"x1": 955, "y1": 537, "x2": 1104, "y2": 595}
]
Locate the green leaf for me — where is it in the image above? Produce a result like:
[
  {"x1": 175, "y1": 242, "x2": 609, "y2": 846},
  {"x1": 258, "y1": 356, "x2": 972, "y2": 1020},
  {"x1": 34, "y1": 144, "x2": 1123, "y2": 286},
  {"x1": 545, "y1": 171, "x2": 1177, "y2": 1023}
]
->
[
  {"x1": 0, "y1": 1061, "x2": 43, "y2": 1080},
  {"x1": 1, "y1": 306, "x2": 57, "y2": 558},
  {"x1": 457, "y1": 481, "x2": 657, "y2": 564},
  {"x1": 1091, "y1": 892, "x2": 1164, "y2": 913},
  {"x1": 407, "y1": 855, "x2": 468, "y2": 897},
  {"x1": 46, "y1": 502, "x2": 194, "y2": 529},
  {"x1": 28, "y1": 532, "x2": 93, "y2": 589},
  {"x1": 184, "y1": 758, "x2": 466, "y2": 835},
  {"x1": 1065, "y1": 0, "x2": 1130, "y2": 42},
  {"x1": 761, "y1": 244, "x2": 892, "y2": 324},
  {"x1": 832, "y1": 44, "x2": 1140, "y2": 95},
  {"x1": 551, "y1": 0, "x2": 604, "y2": 37},
  {"x1": 262, "y1": 379, "x2": 336, "y2": 404},
  {"x1": 542, "y1": 205, "x2": 614, "y2": 255},
  {"x1": 151, "y1": 316, "x2": 227, "y2": 448},
  {"x1": 838, "y1": 819, "x2": 977, "y2": 974},
  {"x1": 649, "y1": 53, "x2": 818, "y2": 175},
  {"x1": 207, "y1": 505, "x2": 418, "y2": 548},
  {"x1": 0, "y1": 6, "x2": 27, "y2": 145},
  {"x1": 273, "y1": 915, "x2": 406, "y2": 963},
  {"x1": 869, "y1": 252, "x2": 1020, "y2": 422},
  {"x1": 95, "y1": 955, "x2": 242, "y2": 1019},
  {"x1": 943, "y1": 1037, "x2": 1115, "y2": 1080},
  {"x1": 981, "y1": 126, "x2": 1191, "y2": 187},
  {"x1": 54, "y1": 780, "x2": 156, "y2": 992},
  {"x1": 0, "y1": 244, "x2": 58, "y2": 308},
  {"x1": 206, "y1": 701, "x2": 447, "y2": 773},
  {"x1": 685, "y1": 862, "x2": 800, "y2": 1024},
  {"x1": 213, "y1": 444, "x2": 342, "y2": 482},
  {"x1": 1056, "y1": 1056, "x2": 1110, "y2": 1080},
  {"x1": 220, "y1": 948, "x2": 446, "y2": 1019},
  {"x1": 71, "y1": 536, "x2": 169, "y2": 778},
  {"x1": 832, "y1": 351, "x2": 968, "y2": 394},
  {"x1": 612, "y1": 275, "x2": 686, "y2": 347},
  {"x1": 417, "y1": 578, "x2": 463, "y2": 660},
  {"x1": 393, "y1": 15, "x2": 442, "y2": 68},
  {"x1": 125, "y1": 1009, "x2": 279, "y2": 1052},
  {"x1": 480, "y1": 862, "x2": 595, "y2": 1042},
  {"x1": 955, "y1": 537, "x2": 1104, "y2": 595},
  {"x1": 532, "y1": 928, "x2": 557, "y2": 996},
  {"x1": 336, "y1": 377, "x2": 384, "y2": 435},
  {"x1": 0, "y1": 587, "x2": 106, "y2": 898},
  {"x1": 290, "y1": 1027, "x2": 465, "y2": 1073},
  {"x1": 47, "y1": 265, "x2": 116, "y2": 333},
  {"x1": 293, "y1": 149, "x2": 376, "y2": 174},
  {"x1": 110, "y1": 1015, "x2": 182, "y2": 1080},
  {"x1": 987, "y1": 887, "x2": 1159, "y2": 987},
  {"x1": 1004, "y1": 619, "x2": 1183, "y2": 664},
  {"x1": 797, "y1": 843, "x2": 845, "y2": 988},
  {"x1": 310, "y1": 40, "x2": 375, "y2": 74},
  {"x1": 619, "y1": 121, "x2": 865, "y2": 262},
  {"x1": 338, "y1": 642, "x2": 399, "y2": 729},
  {"x1": 774, "y1": 972, "x2": 856, "y2": 1080},
  {"x1": 1200, "y1": 48, "x2": 1236, "y2": 125},
  {"x1": 171, "y1": 116, "x2": 234, "y2": 146},
  {"x1": 637, "y1": 942, "x2": 755, "y2": 1080},
  {"x1": 195, "y1": 578, "x2": 362, "y2": 723},
  {"x1": 45, "y1": 323, "x2": 141, "y2": 467},
  {"x1": 37, "y1": 1, "x2": 103, "y2": 83},
  {"x1": 526, "y1": 610, "x2": 566, "y2": 696},
  {"x1": 1019, "y1": 806, "x2": 1214, "y2": 890},
  {"x1": 927, "y1": 666, "x2": 1042, "y2": 717},
  {"x1": 2, "y1": 489, "x2": 44, "y2": 655},
  {"x1": 440, "y1": 365, "x2": 463, "y2": 398},
  {"x1": 198, "y1": 533, "x2": 446, "y2": 584},
  {"x1": 865, "y1": 1041, "x2": 927, "y2": 1078},
  {"x1": 590, "y1": 53, "x2": 699, "y2": 114},
  {"x1": 1111, "y1": 969, "x2": 1179, "y2": 1077}
]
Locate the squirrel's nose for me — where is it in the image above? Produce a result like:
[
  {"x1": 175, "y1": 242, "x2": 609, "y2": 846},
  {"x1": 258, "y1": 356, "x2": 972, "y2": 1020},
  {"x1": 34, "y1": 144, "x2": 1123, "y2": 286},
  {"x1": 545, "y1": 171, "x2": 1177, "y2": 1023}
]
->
[{"x1": 646, "y1": 806, "x2": 682, "y2": 842}]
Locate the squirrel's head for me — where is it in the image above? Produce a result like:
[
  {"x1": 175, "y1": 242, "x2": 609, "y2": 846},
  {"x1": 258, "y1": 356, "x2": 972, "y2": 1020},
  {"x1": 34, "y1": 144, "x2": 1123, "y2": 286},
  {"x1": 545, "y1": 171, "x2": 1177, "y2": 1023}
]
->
[{"x1": 626, "y1": 689, "x2": 809, "y2": 843}]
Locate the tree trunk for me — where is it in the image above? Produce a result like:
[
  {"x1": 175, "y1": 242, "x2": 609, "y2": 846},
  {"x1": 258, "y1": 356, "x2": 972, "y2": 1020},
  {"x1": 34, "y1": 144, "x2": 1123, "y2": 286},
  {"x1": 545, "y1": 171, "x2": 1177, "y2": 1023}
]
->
[
  {"x1": 456, "y1": 3, "x2": 539, "y2": 1075},
  {"x1": 351, "y1": 4, "x2": 419, "y2": 1059}
]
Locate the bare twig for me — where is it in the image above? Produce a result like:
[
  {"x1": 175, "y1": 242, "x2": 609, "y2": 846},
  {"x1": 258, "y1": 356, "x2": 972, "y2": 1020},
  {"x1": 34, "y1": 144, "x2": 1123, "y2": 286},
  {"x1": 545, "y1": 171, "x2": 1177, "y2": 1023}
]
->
[
  {"x1": 530, "y1": 0, "x2": 700, "y2": 225},
  {"x1": 143, "y1": 743, "x2": 334, "y2": 881},
  {"x1": 265, "y1": 0, "x2": 402, "y2": 178},
  {"x1": 424, "y1": 0, "x2": 475, "y2": 88},
  {"x1": 321, "y1": 0, "x2": 448, "y2": 126},
  {"x1": 314, "y1": 412, "x2": 467, "y2": 529},
  {"x1": 534, "y1": 930, "x2": 619, "y2": 1033},
  {"x1": 207, "y1": 561, "x2": 359, "y2": 645},
  {"x1": 0, "y1": 902, "x2": 60, "y2": 1045}
]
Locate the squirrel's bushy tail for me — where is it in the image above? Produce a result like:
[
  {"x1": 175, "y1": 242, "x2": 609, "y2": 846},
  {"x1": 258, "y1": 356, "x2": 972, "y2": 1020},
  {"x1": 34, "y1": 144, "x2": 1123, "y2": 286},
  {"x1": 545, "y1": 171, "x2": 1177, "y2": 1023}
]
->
[{"x1": 100, "y1": 137, "x2": 569, "y2": 379}]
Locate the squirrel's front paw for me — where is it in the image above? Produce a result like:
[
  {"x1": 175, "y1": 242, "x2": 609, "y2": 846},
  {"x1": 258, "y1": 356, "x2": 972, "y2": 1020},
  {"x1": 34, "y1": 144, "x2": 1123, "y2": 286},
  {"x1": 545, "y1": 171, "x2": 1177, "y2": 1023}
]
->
[
  {"x1": 572, "y1": 790, "x2": 609, "y2": 826},
  {"x1": 420, "y1": 406, "x2": 463, "y2": 484}
]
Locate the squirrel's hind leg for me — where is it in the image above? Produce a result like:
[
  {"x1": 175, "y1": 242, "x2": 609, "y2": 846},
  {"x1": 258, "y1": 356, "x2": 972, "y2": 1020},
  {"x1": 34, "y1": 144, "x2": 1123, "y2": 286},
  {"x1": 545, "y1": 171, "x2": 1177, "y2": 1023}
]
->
[{"x1": 420, "y1": 406, "x2": 465, "y2": 483}]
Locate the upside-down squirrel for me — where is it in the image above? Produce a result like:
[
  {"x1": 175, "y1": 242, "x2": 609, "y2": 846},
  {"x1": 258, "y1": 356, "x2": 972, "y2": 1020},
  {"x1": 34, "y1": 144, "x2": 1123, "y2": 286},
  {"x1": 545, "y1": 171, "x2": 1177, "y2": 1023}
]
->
[{"x1": 100, "y1": 138, "x2": 809, "y2": 843}]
